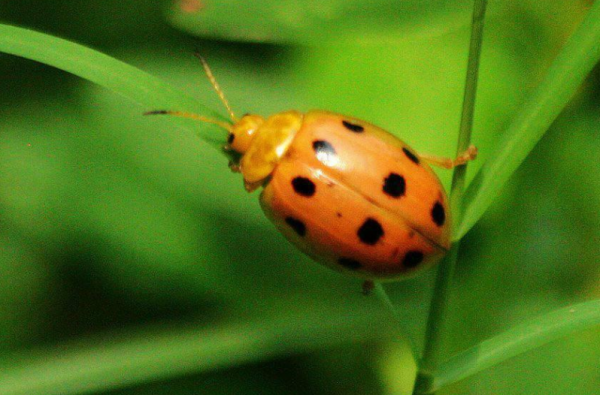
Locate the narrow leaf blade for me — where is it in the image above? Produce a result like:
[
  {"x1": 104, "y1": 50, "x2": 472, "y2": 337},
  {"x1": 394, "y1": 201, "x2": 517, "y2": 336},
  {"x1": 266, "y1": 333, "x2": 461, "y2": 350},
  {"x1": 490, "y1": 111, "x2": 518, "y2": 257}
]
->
[
  {"x1": 432, "y1": 299, "x2": 600, "y2": 391},
  {"x1": 0, "y1": 24, "x2": 227, "y2": 149},
  {"x1": 457, "y1": 3, "x2": 600, "y2": 239},
  {"x1": 168, "y1": 0, "x2": 479, "y2": 44}
]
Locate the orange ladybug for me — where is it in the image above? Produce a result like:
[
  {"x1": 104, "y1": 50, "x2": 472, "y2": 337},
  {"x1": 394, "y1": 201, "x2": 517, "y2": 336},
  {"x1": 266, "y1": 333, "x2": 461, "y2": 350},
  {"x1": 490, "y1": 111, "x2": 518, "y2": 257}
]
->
[{"x1": 146, "y1": 55, "x2": 476, "y2": 283}]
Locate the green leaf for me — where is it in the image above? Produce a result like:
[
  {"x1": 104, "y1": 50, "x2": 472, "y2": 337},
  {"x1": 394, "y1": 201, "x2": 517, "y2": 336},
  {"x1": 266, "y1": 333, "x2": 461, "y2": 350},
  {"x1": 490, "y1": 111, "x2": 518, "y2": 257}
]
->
[
  {"x1": 0, "y1": 303, "x2": 398, "y2": 395},
  {"x1": 431, "y1": 299, "x2": 600, "y2": 392},
  {"x1": 167, "y1": 0, "x2": 481, "y2": 44},
  {"x1": 0, "y1": 24, "x2": 228, "y2": 150},
  {"x1": 457, "y1": 2, "x2": 600, "y2": 239}
]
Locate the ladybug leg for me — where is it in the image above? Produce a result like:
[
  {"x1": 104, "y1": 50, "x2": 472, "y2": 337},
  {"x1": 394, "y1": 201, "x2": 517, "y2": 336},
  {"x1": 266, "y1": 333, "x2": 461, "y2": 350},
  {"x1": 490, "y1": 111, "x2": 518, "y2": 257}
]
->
[
  {"x1": 244, "y1": 179, "x2": 263, "y2": 193},
  {"x1": 419, "y1": 144, "x2": 478, "y2": 169},
  {"x1": 228, "y1": 160, "x2": 241, "y2": 173},
  {"x1": 362, "y1": 280, "x2": 375, "y2": 296}
]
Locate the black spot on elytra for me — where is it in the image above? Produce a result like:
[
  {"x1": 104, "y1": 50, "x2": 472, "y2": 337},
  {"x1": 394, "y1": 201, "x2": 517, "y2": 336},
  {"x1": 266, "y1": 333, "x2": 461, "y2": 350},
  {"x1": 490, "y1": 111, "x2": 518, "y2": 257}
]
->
[
  {"x1": 383, "y1": 173, "x2": 406, "y2": 198},
  {"x1": 403, "y1": 251, "x2": 424, "y2": 268},
  {"x1": 227, "y1": 133, "x2": 235, "y2": 144},
  {"x1": 312, "y1": 140, "x2": 338, "y2": 166},
  {"x1": 357, "y1": 218, "x2": 384, "y2": 245},
  {"x1": 336, "y1": 212, "x2": 342, "y2": 218},
  {"x1": 431, "y1": 201, "x2": 445, "y2": 226},
  {"x1": 403, "y1": 147, "x2": 420, "y2": 164},
  {"x1": 338, "y1": 257, "x2": 362, "y2": 270},
  {"x1": 342, "y1": 120, "x2": 364, "y2": 133},
  {"x1": 285, "y1": 217, "x2": 306, "y2": 237},
  {"x1": 291, "y1": 177, "x2": 316, "y2": 197}
]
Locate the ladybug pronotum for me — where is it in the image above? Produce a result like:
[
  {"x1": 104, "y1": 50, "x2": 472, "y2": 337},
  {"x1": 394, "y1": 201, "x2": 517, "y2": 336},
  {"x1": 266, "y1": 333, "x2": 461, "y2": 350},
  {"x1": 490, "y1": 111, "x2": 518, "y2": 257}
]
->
[{"x1": 146, "y1": 55, "x2": 477, "y2": 284}]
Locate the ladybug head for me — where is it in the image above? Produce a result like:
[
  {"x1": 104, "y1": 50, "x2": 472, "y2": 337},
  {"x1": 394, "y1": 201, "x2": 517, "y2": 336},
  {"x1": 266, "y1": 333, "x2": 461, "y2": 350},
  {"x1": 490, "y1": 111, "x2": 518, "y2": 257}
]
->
[{"x1": 227, "y1": 114, "x2": 264, "y2": 154}]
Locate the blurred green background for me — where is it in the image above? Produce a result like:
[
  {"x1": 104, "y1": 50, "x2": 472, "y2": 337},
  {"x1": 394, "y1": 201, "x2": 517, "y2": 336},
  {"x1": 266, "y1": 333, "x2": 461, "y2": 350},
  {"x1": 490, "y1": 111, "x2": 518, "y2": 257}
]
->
[{"x1": 0, "y1": 1, "x2": 599, "y2": 394}]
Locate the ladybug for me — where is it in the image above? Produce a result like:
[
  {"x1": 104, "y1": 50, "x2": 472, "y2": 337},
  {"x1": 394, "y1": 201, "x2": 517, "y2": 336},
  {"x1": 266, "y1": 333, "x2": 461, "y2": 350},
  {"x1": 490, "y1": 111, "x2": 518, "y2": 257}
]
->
[{"x1": 146, "y1": 55, "x2": 477, "y2": 285}]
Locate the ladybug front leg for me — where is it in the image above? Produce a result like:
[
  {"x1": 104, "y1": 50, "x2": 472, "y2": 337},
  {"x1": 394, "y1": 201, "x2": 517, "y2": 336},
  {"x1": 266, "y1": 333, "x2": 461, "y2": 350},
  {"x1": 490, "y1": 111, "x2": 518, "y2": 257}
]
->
[
  {"x1": 419, "y1": 144, "x2": 478, "y2": 169},
  {"x1": 228, "y1": 160, "x2": 241, "y2": 173},
  {"x1": 229, "y1": 161, "x2": 262, "y2": 192},
  {"x1": 244, "y1": 179, "x2": 264, "y2": 193}
]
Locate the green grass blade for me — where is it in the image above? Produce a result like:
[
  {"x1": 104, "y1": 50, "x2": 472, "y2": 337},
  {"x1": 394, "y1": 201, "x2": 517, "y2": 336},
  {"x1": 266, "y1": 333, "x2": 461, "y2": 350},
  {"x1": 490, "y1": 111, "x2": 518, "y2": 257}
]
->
[
  {"x1": 431, "y1": 299, "x2": 600, "y2": 391},
  {"x1": 167, "y1": 0, "x2": 481, "y2": 45},
  {"x1": 0, "y1": 24, "x2": 227, "y2": 150},
  {"x1": 0, "y1": 305, "x2": 396, "y2": 395},
  {"x1": 457, "y1": 2, "x2": 600, "y2": 239}
]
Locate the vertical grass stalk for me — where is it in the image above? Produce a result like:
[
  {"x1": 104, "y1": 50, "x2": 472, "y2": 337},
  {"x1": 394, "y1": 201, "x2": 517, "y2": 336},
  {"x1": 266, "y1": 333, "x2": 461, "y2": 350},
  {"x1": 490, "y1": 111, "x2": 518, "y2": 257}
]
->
[{"x1": 413, "y1": 0, "x2": 488, "y2": 393}]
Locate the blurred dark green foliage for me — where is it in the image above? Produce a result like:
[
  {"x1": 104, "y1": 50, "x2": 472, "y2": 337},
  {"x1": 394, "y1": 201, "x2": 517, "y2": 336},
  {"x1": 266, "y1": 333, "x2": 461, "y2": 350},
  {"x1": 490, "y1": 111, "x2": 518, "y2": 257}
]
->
[{"x1": 0, "y1": 1, "x2": 599, "y2": 394}]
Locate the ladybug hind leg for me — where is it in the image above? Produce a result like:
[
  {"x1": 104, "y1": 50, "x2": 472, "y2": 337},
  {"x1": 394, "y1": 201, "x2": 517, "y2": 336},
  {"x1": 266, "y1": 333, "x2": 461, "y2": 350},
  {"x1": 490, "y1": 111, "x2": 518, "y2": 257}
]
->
[
  {"x1": 362, "y1": 280, "x2": 375, "y2": 296},
  {"x1": 418, "y1": 144, "x2": 478, "y2": 169}
]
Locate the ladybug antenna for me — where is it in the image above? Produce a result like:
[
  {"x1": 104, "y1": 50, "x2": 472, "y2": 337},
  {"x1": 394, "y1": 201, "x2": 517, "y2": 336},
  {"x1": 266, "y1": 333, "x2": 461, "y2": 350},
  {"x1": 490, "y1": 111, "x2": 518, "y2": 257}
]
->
[
  {"x1": 194, "y1": 52, "x2": 238, "y2": 123},
  {"x1": 143, "y1": 110, "x2": 232, "y2": 132}
]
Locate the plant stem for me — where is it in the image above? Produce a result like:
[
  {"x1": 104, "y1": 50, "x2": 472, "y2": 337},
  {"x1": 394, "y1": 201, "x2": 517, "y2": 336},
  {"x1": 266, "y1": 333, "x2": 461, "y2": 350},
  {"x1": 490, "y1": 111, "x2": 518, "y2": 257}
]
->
[{"x1": 413, "y1": 0, "x2": 488, "y2": 394}]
